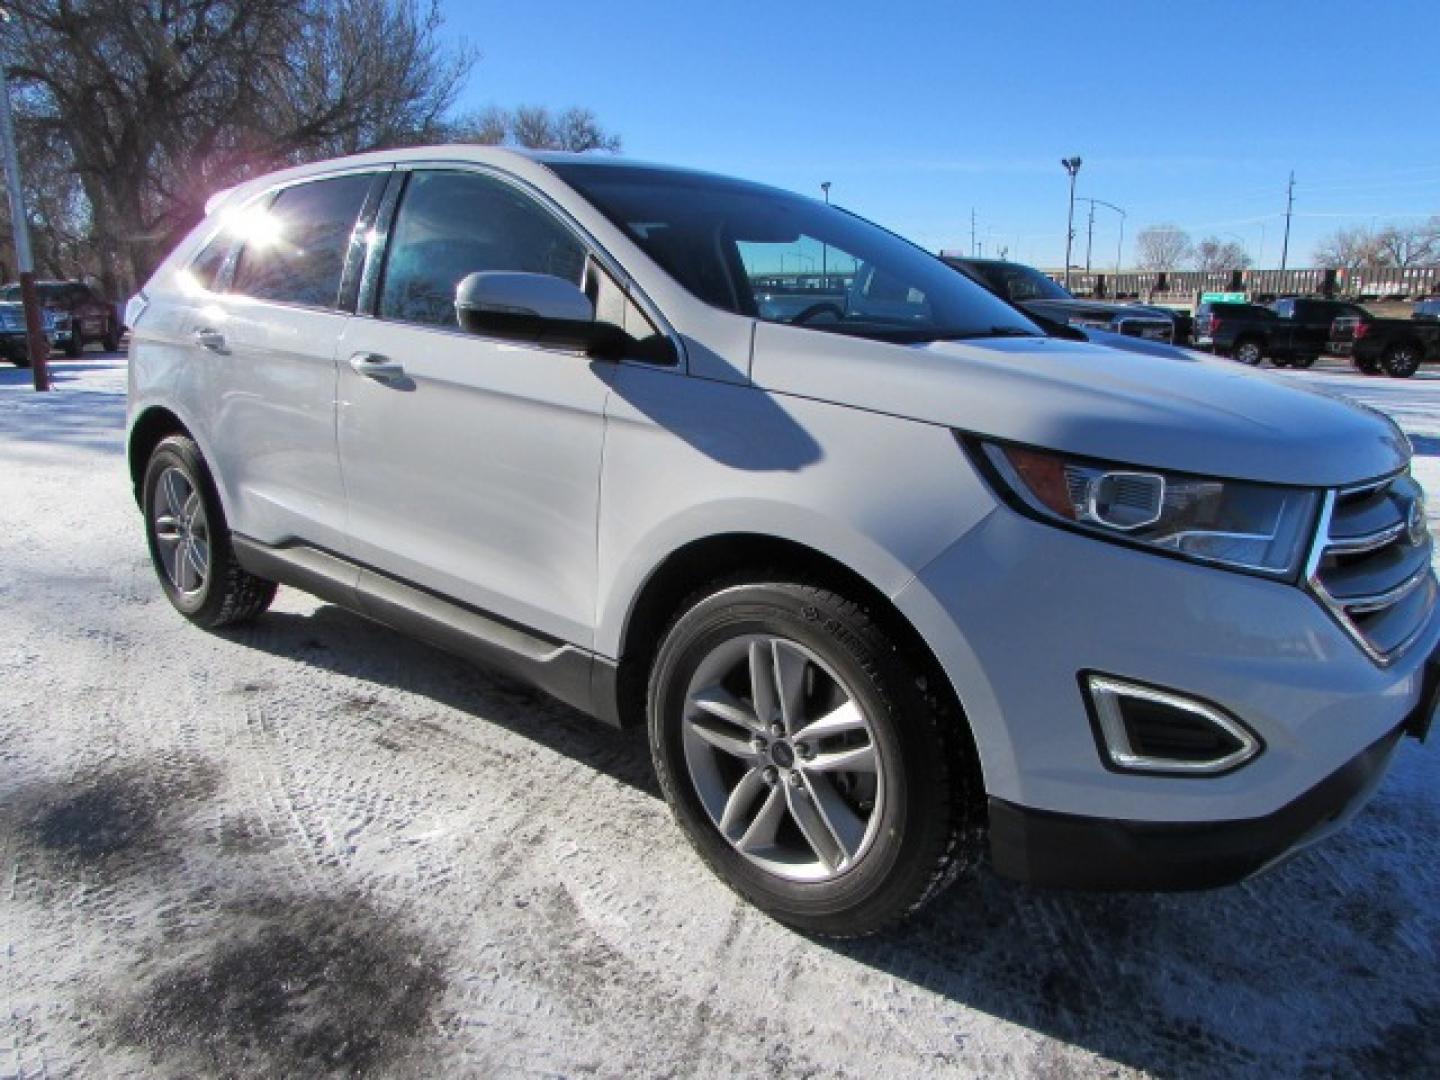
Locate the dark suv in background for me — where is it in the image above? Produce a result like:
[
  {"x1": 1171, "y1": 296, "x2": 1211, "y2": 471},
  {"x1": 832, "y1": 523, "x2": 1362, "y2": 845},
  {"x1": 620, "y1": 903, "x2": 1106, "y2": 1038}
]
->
[
  {"x1": 0, "y1": 280, "x2": 122, "y2": 356},
  {"x1": 945, "y1": 256, "x2": 1188, "y2": 344},
  {"x1": 1194, "y1": 297, "x2": 1367, "y2": 368}
]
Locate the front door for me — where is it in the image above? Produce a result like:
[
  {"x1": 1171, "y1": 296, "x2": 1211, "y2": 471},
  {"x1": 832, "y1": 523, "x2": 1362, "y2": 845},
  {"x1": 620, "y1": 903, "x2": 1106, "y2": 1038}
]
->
[{"x1": 336, "y1": 169, "x2": 610, "y2": 647}]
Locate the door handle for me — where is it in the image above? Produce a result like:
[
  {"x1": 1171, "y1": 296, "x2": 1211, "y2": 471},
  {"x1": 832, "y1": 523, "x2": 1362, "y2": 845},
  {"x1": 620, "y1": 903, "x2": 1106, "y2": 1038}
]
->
[
  {"x1": 194, "y1": 327, "x2": 226, "y2": 351},
  {"x1": 349, "y1": 352, "x2": 406, "y2": 381}
]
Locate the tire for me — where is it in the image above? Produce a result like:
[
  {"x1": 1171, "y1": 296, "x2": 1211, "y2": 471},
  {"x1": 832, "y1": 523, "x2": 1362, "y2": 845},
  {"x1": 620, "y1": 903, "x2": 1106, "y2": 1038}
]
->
[
  {"x1": 648, "y1": 579, "x2": 981, "y2": 937},
  {"x1": 1289, "y1": 355, "x2": 1316, "y2": 369},
  {"x1": 64, "y1": 329, "x2": 82, "y2": 358},
  {"x1": 9, "y1": 354, "x2": 30, "y2": 368},
  {"x1": 142, "y1": 435, "x2": 276, "y2": 628},
  {"x1": 1271, "y1": 357, "x2": 1291, "y2": 368},
  {"x1": 1354, "y1": 355, "x2": 1381, "y2": 375},
  {"x1": 1382, "y1": 343, "x2": 1422, "y2": 379},
  {"x1": 102, "y1": 320, "x2": 121, "y2": 353},
  {"x1": 1233, "y1": 339, "x2": 1264, "y2": 365}
]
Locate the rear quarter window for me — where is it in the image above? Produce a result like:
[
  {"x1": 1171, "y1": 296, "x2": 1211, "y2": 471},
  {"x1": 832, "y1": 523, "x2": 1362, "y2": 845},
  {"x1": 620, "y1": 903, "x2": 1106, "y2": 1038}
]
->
[{"x1": 230, "y1": 173, "x2": 374, "y2": 310}]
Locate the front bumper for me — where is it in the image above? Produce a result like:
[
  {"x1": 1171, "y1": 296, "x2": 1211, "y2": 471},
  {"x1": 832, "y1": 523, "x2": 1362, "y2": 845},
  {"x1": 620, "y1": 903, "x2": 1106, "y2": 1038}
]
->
[
  {"x1": 892, "y1": 495, "x2": 1439, "y2": 886},
  {"x1": 989, "y1": 721, "x2": 1407, "y2": 890}
]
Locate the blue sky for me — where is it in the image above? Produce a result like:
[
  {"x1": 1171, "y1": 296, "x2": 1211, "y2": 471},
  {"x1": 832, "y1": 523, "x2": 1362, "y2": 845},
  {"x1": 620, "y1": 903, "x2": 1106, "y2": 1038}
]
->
[{"x1": 442, "y1": 0, "x2": 1439, "y2": 270}]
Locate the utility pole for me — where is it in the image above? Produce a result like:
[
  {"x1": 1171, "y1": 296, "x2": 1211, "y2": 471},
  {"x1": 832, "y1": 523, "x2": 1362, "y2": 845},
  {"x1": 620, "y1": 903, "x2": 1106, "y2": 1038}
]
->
[
  {"x1": 970, "y1": 208, "x2": 977, "y2": 257},
  {"x1": 1061, "y1": 156, "x2": 1082, "y2": 289},
  {"x1": 1280, "y1": 170, "x2": 1295, "y2": 272},
  {"x1": 1084, "y1": 200, "x2": 1096, "y2": 273},
  {"x1": 0, "y1": 11, "x2": 49, "y2": 391},
  {"x1": 819, "y1": 181, "x2": 830, "y2": 287}
]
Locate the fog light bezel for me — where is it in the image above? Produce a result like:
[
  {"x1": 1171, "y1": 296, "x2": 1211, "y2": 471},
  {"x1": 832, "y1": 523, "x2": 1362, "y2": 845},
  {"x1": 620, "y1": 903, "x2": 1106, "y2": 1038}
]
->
[{"x1": 1080, "y1": 672, "x2": 1263, "y2": 777}]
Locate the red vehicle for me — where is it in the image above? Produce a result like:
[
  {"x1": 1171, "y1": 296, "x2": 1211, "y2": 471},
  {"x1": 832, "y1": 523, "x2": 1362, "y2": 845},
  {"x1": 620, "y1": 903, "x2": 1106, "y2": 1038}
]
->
[{"x1": 0, "y1": 279, "x2": 122, "y2": 356}]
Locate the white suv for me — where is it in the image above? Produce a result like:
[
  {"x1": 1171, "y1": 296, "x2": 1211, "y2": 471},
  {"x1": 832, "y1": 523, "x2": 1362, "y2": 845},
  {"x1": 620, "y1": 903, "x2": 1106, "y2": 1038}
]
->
[{"x1": 126, "y1": 147, "x2": 1438, "y2": 936}]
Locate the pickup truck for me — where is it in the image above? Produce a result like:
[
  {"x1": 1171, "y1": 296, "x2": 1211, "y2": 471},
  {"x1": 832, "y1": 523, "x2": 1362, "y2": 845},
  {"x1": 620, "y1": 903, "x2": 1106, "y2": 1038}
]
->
[
  {"x1": 1331, "y1": 305, "x2": 1440, "y2": 377},
  {"x1": 0, "y1": 280, "x2": 122, "y2": 356},
  {"x1": 1193, "y1": 297, "x2": 1368, "y2": 367}
]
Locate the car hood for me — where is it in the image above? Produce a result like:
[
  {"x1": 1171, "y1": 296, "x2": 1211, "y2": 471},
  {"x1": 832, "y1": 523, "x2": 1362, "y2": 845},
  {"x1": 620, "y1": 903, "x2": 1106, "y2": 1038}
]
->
[
  {"x1": 1024, "y1": 298, "x2": 1171, "y2": 322},
  {"x1": 750, "y1": 323, "x2": 1409, "y2": 487}
]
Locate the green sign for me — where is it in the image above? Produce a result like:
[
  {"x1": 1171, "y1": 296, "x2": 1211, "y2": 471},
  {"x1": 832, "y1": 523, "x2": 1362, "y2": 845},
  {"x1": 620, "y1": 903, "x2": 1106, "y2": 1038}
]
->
[{"x1": 1201, "y1": 291, "x2": 1247, "y2": 303}]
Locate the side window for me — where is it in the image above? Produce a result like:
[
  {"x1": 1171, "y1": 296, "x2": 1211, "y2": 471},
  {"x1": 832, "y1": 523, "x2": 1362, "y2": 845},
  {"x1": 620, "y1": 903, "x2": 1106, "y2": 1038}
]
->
[
  {"x1": 230, "y1": 173, "x2": 373, "y2": 309},
  {"x1": 1274, "y1": 299, "x2": 1294, "y2": 319},
  {"x1": 379, "y1": 170, "x2": 587, "y2": 329},
  {"x1": 187, "y1": 233, "x2": 232, "y2": 291}
]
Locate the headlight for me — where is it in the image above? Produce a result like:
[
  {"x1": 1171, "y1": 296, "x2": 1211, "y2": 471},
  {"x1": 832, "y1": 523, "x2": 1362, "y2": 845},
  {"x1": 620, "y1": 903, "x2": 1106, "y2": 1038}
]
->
[{"x1": 973, "y1": 439, "x2": 1320, "y2": 577}]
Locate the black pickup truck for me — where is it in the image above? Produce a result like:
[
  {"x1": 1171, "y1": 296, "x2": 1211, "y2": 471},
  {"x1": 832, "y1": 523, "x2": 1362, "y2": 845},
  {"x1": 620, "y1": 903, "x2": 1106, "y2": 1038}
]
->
[
  {"x1": 1193, "y1": 297, "x2": 1368, "y2": 367},
  {"x1": 1330, "y1": 304, "x2": 1440, "y2": 377}
]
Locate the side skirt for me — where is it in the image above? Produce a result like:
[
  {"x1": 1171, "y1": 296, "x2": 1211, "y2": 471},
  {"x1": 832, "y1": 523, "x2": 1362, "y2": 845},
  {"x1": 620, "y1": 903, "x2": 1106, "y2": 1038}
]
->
[{"x1": 231, "y1": 536, "x2": 620, "y2": 725}]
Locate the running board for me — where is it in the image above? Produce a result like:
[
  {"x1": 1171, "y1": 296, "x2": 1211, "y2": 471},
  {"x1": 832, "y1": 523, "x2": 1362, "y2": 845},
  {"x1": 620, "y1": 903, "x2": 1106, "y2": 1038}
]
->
[{"x1": 231, "y1": 536, "x2": 617, "y2": 724}]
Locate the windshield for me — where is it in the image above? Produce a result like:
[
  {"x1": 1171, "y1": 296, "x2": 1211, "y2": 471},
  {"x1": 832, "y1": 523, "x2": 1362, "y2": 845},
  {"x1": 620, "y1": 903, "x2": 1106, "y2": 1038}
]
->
[
  {"x1": 965, "y1": 261, "x2": 1073, "y2": 303},
  {"x1": 0, "y1": 284, "x2": 64, "y2": 303},
  {"x1": 549, "y1": 163, "x2": 1041, "y2": 344}
]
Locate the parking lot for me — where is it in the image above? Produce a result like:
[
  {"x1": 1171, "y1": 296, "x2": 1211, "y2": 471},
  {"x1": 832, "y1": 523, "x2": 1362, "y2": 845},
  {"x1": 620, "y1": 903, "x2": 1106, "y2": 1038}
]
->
[{"x1": 1, "y1": 355, "x2": 1437, "y2": 1079}]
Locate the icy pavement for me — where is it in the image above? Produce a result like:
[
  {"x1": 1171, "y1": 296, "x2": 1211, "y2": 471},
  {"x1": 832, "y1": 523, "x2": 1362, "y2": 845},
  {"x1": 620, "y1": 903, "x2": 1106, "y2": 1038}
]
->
[{"x1": 1, "y1": 357, "x2": 1437, "y2": 1078}]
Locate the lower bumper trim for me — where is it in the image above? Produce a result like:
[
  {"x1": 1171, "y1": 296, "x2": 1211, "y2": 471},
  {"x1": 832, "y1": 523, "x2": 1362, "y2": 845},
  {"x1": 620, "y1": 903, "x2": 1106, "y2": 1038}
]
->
[{"x1": 989, "y1": 723, "x2": 1405, "y2": 891}]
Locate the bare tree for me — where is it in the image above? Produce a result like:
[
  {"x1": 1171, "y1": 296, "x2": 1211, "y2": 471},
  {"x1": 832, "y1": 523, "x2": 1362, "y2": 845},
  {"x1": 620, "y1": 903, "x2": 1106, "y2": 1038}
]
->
[
  {"x1": 1134, "y1": 224, "x2": 1193, "y2": 271},
  {"x1": 1312, "y1": 226, "x2": 1386, "y2": 271},
  {"x1": 1375, "y1": 218, "x2": 1440, "y2": 268},
  {"x1": 1194, "y1": 236, "x2": 1253, "y2": 273},
  {"x1": 5, "y1": 0, "x2": 473, "y2": 294},
  {"x1": 451, "y1": 104, "x2": 621, "y2": 153}
]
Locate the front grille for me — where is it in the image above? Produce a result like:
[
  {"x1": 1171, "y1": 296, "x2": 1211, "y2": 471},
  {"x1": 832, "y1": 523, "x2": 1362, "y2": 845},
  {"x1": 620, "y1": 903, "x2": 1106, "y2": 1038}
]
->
[{"x1": 1308, "y1": 470, "x2": 1436, "y2": 664}]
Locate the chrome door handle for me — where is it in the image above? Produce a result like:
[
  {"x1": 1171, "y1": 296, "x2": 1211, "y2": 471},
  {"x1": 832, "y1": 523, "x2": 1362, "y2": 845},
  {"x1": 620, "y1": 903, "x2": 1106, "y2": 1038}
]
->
[
  {"x1": 194, "y1": 327, "x2": 226, "y2": 351},
  {"x1": 349, "y1": 352, "x2": 406, "y2": 380}
]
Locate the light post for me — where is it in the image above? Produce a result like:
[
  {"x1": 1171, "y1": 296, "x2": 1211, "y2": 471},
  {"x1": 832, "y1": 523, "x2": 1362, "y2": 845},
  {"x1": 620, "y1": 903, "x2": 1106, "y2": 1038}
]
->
[{"x1": 1061, "y1": 156, "x2": 1082, "y2": 289}]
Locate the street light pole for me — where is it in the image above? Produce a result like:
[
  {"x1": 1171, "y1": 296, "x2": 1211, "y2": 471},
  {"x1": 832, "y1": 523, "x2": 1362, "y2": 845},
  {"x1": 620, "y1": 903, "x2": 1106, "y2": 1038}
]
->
[
  {"x1": 1061, "y1": 156, "x2": 1082, "y2": 289},
  {"x1": 0, "y1": 13, "x2": 49, "y2": 391}
]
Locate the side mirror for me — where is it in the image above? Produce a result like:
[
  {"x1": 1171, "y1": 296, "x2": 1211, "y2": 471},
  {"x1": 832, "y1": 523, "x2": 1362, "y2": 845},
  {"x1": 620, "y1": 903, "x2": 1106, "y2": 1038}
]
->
[{"x1": 455, "y1": 271, "x2": 625, "y2": 355}]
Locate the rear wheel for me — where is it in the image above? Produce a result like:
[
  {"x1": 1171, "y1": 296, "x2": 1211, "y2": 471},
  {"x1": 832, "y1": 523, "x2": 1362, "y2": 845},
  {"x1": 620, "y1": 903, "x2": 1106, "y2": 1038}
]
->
[
  {"x1": 142, "y1": 435, "x2": 276, "y2": 628},
  {"x1": 1233, "y1": 339, "x2": 1264, "y2": 365},
  {"x1": 1382, "y1": 343, "x2": 1422, "y2": 379},
  {"x1": 648, "y1": 580, "x2": 982, "y2": 937}
]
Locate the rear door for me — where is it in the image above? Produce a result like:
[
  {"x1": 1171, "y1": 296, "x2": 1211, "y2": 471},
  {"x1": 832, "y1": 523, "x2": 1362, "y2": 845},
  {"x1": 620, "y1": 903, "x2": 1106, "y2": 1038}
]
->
[
  {"x1": 197, "y1": 170, "x2": 386, "y2": 553},
  {"x1": 335, "y1": 167, "x2": 617, "y2": 646}
]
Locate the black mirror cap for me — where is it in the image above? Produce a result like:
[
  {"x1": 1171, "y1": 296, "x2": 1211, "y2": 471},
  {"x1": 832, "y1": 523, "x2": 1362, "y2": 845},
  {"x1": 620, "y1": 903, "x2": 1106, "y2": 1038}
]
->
[{"x1": 454, "y1": 307, "x2": 675, "y2": 363}]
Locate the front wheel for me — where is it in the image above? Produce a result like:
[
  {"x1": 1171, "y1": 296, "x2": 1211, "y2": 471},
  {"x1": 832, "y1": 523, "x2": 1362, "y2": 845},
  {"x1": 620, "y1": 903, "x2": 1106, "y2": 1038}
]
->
[
  {"x1": 1382, "y1": 344, "x2": 1422, "y2": 378},
  {"x1": 142, "y1": 435, "x2": 276, "y2": 627},
  {"x1": 648, "y1": 581, "x2": 981, "y2": 937},
  {"x1": 1233, "y1": 339, "x2": 1264, "y2": 365}
]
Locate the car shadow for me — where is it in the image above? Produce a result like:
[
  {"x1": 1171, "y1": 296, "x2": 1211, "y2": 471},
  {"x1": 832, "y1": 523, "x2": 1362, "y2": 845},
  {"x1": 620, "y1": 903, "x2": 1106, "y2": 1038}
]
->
[
  {"x1": 220, "y1": 597, "x2": 1438, "y2": 1077},
  {"x1": 217, "y1": 603, "x2": 658, "y2": 798}
]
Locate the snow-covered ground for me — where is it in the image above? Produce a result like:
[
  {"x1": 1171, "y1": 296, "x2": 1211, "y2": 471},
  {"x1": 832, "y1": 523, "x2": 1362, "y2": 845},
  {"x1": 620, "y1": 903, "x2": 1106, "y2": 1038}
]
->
[{"x1": 1, "y1": 356, "x2": 1437, "y2": 1079}]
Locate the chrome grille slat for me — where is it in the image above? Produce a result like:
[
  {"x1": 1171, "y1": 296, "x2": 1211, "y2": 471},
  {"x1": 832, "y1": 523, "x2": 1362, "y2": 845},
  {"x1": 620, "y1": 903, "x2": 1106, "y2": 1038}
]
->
[{"x1": 1307, "y1": 467, "x2": 1436, "y2": 665}]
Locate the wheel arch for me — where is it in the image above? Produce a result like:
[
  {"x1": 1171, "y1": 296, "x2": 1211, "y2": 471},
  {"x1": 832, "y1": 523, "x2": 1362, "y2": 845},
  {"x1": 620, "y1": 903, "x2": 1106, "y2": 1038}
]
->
[
  {"x1": 127, "y1": 406, "x2": 194, "y2": 506},
  {"x1": 610, "y1": 532, "x2": 986, "y2": 808}
]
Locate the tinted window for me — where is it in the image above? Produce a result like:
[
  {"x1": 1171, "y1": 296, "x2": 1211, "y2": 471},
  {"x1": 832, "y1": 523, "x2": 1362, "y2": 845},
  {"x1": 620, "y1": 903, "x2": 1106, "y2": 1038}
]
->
[
  {"x1": 379, "y1": 170, "x2": 587, "y2": 329},
  {"x1": 230, "y1": 174, "x2": 373, "y2": 309},
  {"x1": 552, "y1": 162, "x2": 1039, "y2": 344}
]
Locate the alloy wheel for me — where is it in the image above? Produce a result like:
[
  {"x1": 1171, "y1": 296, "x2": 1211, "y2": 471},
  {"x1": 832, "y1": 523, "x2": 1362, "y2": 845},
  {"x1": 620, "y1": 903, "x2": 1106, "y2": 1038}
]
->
[
  {"x1": 681, "y1": 635, "x2": 886, "y2": 883},
  {"x1": 150, "y1": 466, "x2": 210, "y2": 596}
]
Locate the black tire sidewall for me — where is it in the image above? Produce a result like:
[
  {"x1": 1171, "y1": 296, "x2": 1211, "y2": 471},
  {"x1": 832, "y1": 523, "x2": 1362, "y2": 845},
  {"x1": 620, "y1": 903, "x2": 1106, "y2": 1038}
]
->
[{"x1": 649, "y1": 583, "x2": 961, "y2": 935}]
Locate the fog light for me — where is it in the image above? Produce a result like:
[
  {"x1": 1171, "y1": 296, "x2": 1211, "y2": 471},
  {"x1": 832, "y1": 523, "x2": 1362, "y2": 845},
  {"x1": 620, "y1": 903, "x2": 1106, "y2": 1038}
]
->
[{"x1": 1083, "y1": 674, "x2": 1261, "y2": 775}]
